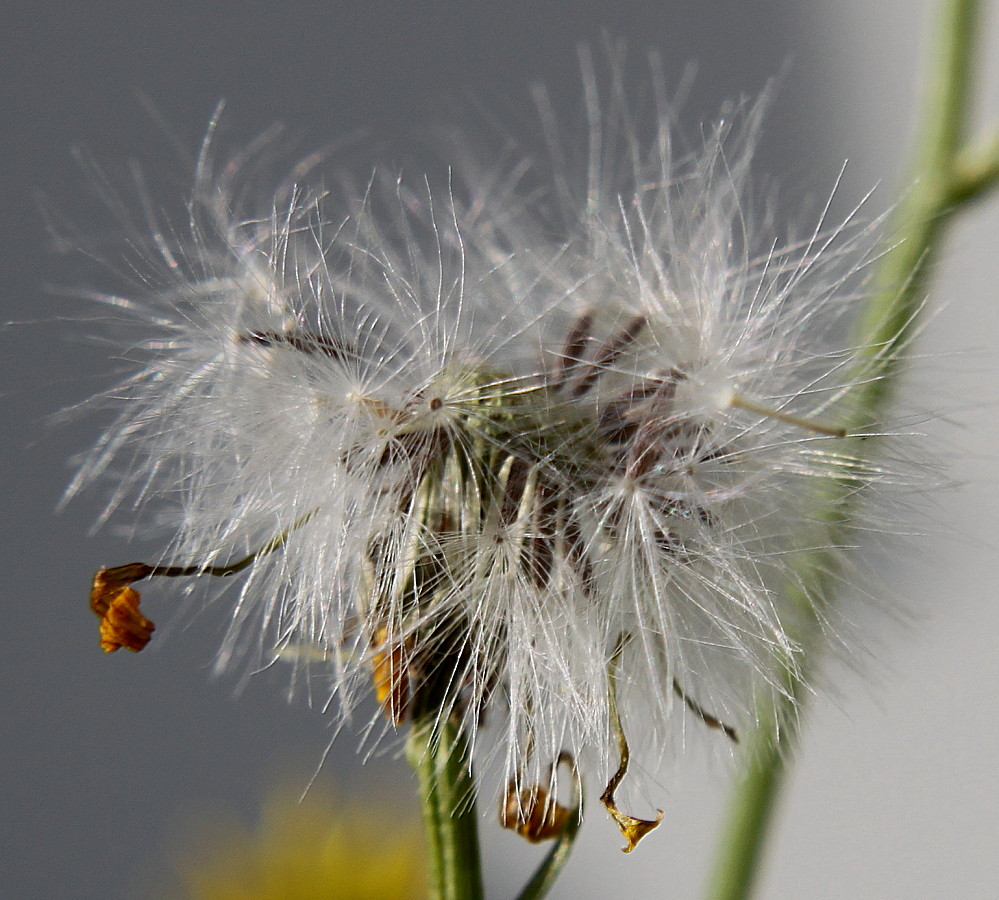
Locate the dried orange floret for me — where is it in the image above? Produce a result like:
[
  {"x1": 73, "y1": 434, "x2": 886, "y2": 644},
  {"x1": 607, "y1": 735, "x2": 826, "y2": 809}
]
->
[
  {"x1": 500, "y1": 781, "x2": 573, "y2": 843},
  {"x1": 90, "y1": 564, "x2": 155, "y2": 653},
  {"x1": 371, "y1": 626, "x2": 409, "y2": 725}
]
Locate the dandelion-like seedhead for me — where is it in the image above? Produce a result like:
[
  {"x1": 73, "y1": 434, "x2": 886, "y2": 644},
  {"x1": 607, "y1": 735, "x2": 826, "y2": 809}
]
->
[{"x1": 71, "y1": 58, "x2": 888, "y2": 821}]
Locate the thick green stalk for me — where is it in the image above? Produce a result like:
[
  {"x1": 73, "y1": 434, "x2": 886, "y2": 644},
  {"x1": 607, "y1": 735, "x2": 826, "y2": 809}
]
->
[
  {"x1": 704, "y1": 1, "x2": 996, "y2": 898},
  {"x1": 407, "y1": 713, "x2": 484, "y2": 900}
]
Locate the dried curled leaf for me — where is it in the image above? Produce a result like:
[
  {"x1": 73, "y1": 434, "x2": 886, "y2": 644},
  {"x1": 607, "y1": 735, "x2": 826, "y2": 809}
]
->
[
  {"x1": 90, "y1": 564, "x2": 155, "y2": 653},
  {"x1": 599, "y1": 794, "x2": 664, "y2": 853},
  {"x1": 601, "y1": 633, "x2": 664, "y2": 852}
]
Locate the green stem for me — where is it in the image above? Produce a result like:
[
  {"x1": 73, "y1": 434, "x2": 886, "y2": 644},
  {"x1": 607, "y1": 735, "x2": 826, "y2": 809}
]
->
[
  {"x1": 701, "y1": 711, "x2": 795, "y2": 900},
  {"x1": 851, "y1": 0, "x2": 979, "y2": 416},
  {"x1": 705, "y1": 1, "x2": 999, "y2": 898},
  {"x1": 513, "y1": 806, "x2": 583, "y2": 900},
  {"x1": 407, "y1": 713, "x2": 484, "y2": 900},
  {"x1": 950, "y1": 128, "x2": 999, "y2": 206}
]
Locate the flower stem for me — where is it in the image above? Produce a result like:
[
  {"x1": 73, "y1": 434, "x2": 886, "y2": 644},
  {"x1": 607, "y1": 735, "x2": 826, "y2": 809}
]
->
[
  {"x1": 701, "y1": 736, "x2": 785, "y2": 900},
  {"x1": 406, "y1": 712, "x2": 484, "y2": 900},
  {"x1": 513, "y1": 805, "x2": 583, "y2": 900},
  {"x1": 704, "y1": 1, "x2": 999, "y2": 897}
]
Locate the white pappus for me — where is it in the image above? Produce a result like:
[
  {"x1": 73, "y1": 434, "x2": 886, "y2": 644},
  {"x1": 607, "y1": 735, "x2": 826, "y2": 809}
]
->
[{"x1": 73, "y1": 56, "x2": 888, "y2": 838}]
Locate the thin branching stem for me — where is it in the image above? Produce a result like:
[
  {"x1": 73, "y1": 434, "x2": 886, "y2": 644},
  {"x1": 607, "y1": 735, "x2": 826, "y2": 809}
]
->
[
  {"x1": 950, "y1": 128, "x2": 999, "y2": 206},
  {"x1": 705, "y1": 1, "x2": 999, "y2": 898}
]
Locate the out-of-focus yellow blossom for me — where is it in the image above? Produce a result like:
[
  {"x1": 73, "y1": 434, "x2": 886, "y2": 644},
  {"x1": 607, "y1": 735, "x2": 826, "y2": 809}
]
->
[{"x1": 164, "y1": 784, "x2": 425, "y2": 900}]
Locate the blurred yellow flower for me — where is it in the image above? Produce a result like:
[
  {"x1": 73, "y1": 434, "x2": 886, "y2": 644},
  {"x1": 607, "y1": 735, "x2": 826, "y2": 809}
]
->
[{"x1": 164, "y1": 784, "x2": 426, "y2": 900}]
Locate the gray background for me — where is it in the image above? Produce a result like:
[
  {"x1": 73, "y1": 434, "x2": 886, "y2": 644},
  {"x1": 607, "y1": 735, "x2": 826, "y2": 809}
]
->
[{"x1": 3, "y1": 1, "x2": 998, "y2": 897}]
